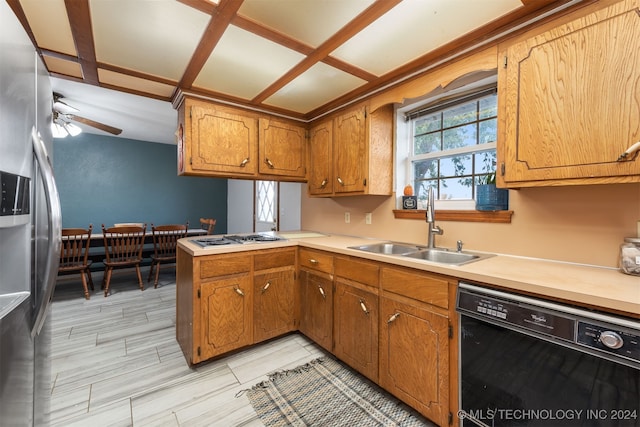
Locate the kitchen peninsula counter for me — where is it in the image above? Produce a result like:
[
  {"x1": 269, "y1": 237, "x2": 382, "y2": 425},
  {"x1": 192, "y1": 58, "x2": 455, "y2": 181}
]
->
[{"x1": 178, "y1": 232, "x2": 640, "y2": 317}]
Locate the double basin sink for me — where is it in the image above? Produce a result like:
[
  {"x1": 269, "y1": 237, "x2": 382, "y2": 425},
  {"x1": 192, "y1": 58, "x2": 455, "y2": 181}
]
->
[{"x1": 348, "y1": 242, "x2": 495, "y2": 266}]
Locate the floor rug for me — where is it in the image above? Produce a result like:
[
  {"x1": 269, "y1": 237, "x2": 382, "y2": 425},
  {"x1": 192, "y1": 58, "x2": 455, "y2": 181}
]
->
[{"x1": 244, "y1": 357, "x2": 435, "y2": 427}]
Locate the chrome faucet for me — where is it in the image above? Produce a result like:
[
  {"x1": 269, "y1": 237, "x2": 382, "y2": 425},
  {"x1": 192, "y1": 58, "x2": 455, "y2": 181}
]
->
[{"x1": 425, "y1": 187, "x2": 443, "y2": 248}]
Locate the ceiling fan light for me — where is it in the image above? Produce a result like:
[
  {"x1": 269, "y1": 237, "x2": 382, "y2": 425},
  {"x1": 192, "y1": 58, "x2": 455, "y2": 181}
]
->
[
  {"x1": 63, "y1": 121, "x2": 82, "y2": 136},
  {"x1": 51, "y1": 121, "x2": 68, "y2": 138}
]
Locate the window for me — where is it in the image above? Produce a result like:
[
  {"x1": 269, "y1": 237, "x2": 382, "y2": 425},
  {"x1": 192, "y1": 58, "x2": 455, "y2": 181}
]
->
[{"x1": 398, "y1": 85, "x2": 497, "y2": 210}]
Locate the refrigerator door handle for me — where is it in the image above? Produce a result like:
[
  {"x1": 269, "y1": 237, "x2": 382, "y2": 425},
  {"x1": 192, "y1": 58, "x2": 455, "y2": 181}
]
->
[{"x1": 30, "y1": 127, "x2": 61, "y2": 337}]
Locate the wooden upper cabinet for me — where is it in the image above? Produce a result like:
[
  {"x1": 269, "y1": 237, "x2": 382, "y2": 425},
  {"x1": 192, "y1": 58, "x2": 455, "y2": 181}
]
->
[
  {"x1": 308, "y1": 103, "x2": 394, "y2": 197},
  {"x1": 180, "y1": 98, "x2": 257, "y2": 177},
  {"x1": 498, "y1": 0, "x2": 640, "y2": 187},
  {"x1": 334, "y1": 106, "x2": 367, "y2": 194},
  {"x1": 308, "y1": 121, "x2": 333, "y2": 195},
  {"x1": 177, "y1": 97, "x2": 307, "y2": 181},
  {"x1": 258, "y1": 118, "x2": 307, "y2": 179}
]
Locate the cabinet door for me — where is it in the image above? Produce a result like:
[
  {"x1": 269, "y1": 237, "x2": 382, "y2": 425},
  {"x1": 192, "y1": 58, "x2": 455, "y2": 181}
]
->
[
  {"x1": 258, "y1": 118, "x2": 307, "y2": 179},
  {"x1": 199, "y1": 275, "x2": 252, "y2": 361},
  {"x1": 333, "y1": 280, "x2": 378, "y2": 382},
  {"x1": 334, "y1": 106, "x2": 367, "y2": 194},
  {"x1": 254, "y1": 269, "x2": 295, "y2": 343},
  {"x1": 308, "y1": 121, "x2": 333, "y2": 195},
  {"x1": 499, "y1": 0, "x2": 640, "y2": 186},
  {"x1": 379, "y1": 295, "x2": 449, "y2": 426},
  {"x1": 299, "y1": 269, "x2": 333, "y2": 351},
  {"x1": 189, "y1": 104, "x2": 257, "y2": 176}
]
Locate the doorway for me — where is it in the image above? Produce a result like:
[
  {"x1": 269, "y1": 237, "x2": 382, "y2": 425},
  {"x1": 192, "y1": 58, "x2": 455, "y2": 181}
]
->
[{"x1": 255, "y1": 180, "x2": 277, "y2": 232}]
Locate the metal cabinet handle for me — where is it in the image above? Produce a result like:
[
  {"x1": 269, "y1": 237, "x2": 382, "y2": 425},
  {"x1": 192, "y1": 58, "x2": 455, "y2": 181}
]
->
[
  {"x1": 337, "y1": 176, "x2": 345, "y2": 186},
  {"x1": 617, "y1": 141, "x2": 640, "y2": 162},
  {"x1": 239, "y1": 158, "x2": 249, "y2": 167},
  {"x1": 234, "y1": 287, "x2": 245, "y2": 296},
  {"x1": 359, "y1": 299, "x2": 369, "y2": 315},
  {"x1": 387, "y1": 312, "x2": 400, "y2": 324},
  {"x1": 261, "y1": 281, "x2": 271, "y2": 293},
  {"x1": 309, "y1": 259, "x2": 319, "y2": 264},
  {"x1": 318, "y1": 286, "x2": 326, "y2": 300},
  {"x1": 265, "y1": 158, "x2": 275, "y2": 169},
  {"x1": 319, "y1": 178, "x2": 328, "y2": 189}
]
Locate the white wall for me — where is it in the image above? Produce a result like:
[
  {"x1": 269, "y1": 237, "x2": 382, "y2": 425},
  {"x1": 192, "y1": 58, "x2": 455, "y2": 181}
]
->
[{"x1": 227, "y1": 179, "x2": 253, "y2": 233}]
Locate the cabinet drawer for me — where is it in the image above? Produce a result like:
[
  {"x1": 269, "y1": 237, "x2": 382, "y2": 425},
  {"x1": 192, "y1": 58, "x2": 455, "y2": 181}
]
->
[
  {"x1": 381, "y1": 268, "x2": 449, "y2": 309},
  {"x1": 200, "y1": 255, "x2": 251, "y2": 279},
  {"x1": 254, "y1": 249, "x2": 295, "y2": 271},
  {"x1": 299, "y1": 248, "x2": 333, "y2": 274},
  {"x1": 334, "y1": 257, "x2": 379, "y2": 287}
]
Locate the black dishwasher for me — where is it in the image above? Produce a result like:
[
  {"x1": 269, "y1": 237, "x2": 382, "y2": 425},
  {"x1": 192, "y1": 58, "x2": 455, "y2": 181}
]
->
[{"x1": 456, "y1": 282, "x2": 640, "y2": 427}]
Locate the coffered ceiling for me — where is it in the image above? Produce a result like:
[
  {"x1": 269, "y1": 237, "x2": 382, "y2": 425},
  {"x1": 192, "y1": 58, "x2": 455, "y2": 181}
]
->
[{"x1": 8, "y1": 0, "x2": 576, "y2": 143}]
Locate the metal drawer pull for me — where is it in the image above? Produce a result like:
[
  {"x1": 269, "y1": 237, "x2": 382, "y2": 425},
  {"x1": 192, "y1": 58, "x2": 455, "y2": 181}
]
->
[
  {"x1": 387, "y1": 313, "x2": 400, "y2": 324},
  {"x1": 261, "y1": 281, "x2": 271, "y2": 293},
  {"x1": 309, "y1": 259, "x2": 319, "y2": 264},
  {"x1": 265, "y1": 158, "x2": 275, "y2": 168},
  {"x1": 359, "y1": 299, "x2": 369, "y2": 315},
  {"x1": 617, "y1": 141, "x2": 640, "y2": 161},
  {"x1": 337, "y1": 176, "x2": 345, "y2": 186},
  {"x1": 234, "y1": 287, "x2": 245, "y2": 296},
  {"x1": 319, "y1": 178, "x2": 328, "y2": 189},
  {"x1": 239, "y1": 158, "x2": 250, "y2": 167},
  {"x1": 318, "y1": 286, "x2": 326, "y2": 299}
]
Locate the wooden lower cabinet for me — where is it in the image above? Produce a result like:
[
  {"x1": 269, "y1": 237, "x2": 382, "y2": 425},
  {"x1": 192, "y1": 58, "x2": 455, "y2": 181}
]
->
[
  {"x1": 200, "y1": 274, "x2": 253, "y2": 361},
  {"x1": 333, "y1": 280, "x2": 378, "y2": 382},
  {"x1": 254, "y1": 269, "x2": 295, "y2": 342},
  {"x1": 379, "y1": 294, "x2": 450, "y2": 426},
  {"x1": 299, "y1": 268, "x2": 333, "y2": 351}
]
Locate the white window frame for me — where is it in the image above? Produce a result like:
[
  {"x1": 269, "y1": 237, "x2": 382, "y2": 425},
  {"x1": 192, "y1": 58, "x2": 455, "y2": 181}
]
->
[{"x1": 395, "y1": 75, "x2": 498, "y2": 210}]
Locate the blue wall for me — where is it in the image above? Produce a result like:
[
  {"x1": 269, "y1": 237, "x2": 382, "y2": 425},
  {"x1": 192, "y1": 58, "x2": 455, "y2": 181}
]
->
[{"x1": 53, "y1": 133, "x2": 227, "y2": 233}]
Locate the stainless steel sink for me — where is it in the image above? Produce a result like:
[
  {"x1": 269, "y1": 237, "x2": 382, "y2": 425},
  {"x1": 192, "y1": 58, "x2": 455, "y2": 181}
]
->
[
  {"x1": 348, "y1": 242, "x2": 424, "y2": 255},
  {"x1": 402, "y1": 248, "x2": 495, "y2": 265}
]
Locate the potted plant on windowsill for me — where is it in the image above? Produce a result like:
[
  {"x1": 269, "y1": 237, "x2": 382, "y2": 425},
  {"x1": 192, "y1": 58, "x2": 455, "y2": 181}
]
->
[{"x1": 476, "y1": 172, "x2": 509, "y2": 211}]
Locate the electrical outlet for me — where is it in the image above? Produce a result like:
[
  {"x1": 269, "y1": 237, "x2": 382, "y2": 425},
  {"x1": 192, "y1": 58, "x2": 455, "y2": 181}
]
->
[
  {"x1": 365, "y1": 213, "x2": 372, "y2": 225},
  {"x1": 345, "y1": 212, "x2": 350, "y2": 223}
]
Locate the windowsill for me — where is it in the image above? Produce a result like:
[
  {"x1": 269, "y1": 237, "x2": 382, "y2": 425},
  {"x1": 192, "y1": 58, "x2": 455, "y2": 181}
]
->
[{"x1": 393, "y1": 209, "x2": 513, "y2": 223}]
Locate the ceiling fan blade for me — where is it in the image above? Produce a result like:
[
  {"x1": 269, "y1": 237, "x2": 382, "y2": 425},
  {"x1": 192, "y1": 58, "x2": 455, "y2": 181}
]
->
[{"x1": 69, "y1": 114, "x2": 122, "y2": 135}]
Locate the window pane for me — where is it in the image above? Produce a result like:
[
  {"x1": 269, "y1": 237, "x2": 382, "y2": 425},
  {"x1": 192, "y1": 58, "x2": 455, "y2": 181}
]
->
[
  {"x1": 440, "y1": 177, "x2": 473, "y2": 200},
  {"x1": 408, "y1": 86, "x2": 498, "y2": 205},
  {"x1": 414, "y1": 132, "x2": 441, "y2": 155},
  {"x1": 413, "y1": 159, "x2": 438, "y2": 180},
  {"x1": 479, "y1": 118, "x2": 497, "y2": 144},
  {"x1": 414, "y1": 113, "x2": 441, "y2": 134},
  {"x1": 479, "y1": 95, "x2": 497, "y2": 119},
  {"x1": 440, "y1": 154, "x2": 472, "y2": 177},
  {"x1": 415, "y1": 179, "x2": 437, "y2": 204},
  {"x1": 443, "y1": 101, "x2": 476, "y2": 127},
  {"x1": 474, "y1": 151, "x2": 497, "y2": 175},
  {"x1": 443, "y1": 123, "x2": 476, "y2": 149}
]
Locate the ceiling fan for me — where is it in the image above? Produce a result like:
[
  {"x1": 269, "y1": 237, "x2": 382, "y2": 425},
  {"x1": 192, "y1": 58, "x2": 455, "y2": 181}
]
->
[{"x1": 52, "y1": 92, "x2": 122, "y2": 137}]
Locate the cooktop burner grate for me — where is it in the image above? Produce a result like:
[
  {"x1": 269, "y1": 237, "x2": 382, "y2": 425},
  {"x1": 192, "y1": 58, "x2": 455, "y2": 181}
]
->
[{"x1": 191, "y1": 233, "x2": 285, "y2": 248}]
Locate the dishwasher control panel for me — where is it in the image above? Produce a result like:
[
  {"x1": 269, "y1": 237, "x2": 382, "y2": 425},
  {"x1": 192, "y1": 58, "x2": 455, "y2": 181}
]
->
[{"x1": 577, "y1": 321, "x2": 640, "y2": 363}]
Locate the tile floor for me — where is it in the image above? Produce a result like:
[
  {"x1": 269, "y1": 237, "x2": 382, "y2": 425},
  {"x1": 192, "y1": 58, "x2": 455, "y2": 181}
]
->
[{"x1": 50, "y1": 269, "x2": 327, "y2": 426}]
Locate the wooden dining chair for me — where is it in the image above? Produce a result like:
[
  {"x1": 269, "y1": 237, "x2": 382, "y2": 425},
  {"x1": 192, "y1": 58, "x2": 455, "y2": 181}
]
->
[
  {"x1": 199, "y1": 218, "x2": 216, "y2": 235},
  {"x1": 101, "y1": 224, "x2": 146, "y2": 297},
  {"x1": 59, "y1": 225, "x2": 94, "y2": 299},
  {"x1": 148, "y1": 223, "x2": 188, "y2": 288}
]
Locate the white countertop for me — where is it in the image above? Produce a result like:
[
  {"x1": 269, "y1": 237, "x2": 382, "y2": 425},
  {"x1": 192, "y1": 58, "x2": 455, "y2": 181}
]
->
[{"x1": 178, "y1": 232, "x2": 640, "y2": 317}]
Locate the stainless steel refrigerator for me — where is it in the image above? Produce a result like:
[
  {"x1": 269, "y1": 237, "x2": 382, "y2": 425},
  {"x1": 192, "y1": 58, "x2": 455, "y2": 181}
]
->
[{"x1": 1, "y1": 2, "x2": 62, "y2": 425}]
